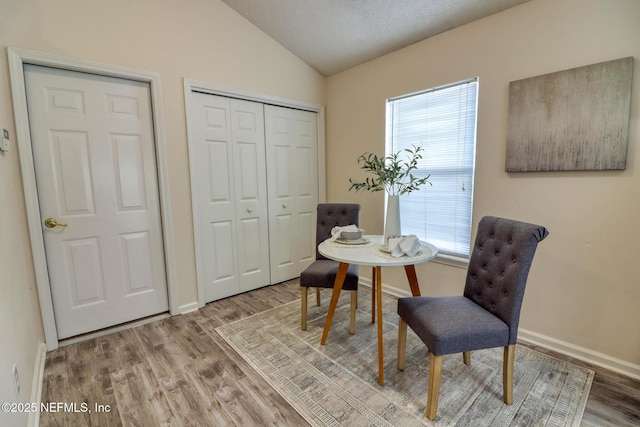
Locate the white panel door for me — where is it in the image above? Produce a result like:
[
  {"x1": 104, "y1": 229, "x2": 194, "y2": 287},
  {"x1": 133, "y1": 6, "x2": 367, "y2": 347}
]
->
[
  {"x1": 231, "y1": 100, "x2": 271, "y2": 293},
  {"x1": 188, "y1": 93, "x2": 270, "y2": 302},
  {"x1": 292, "y1": 109, "x2": 319, "y2": 272},
  {"x1": 265, "y1": 106, "x2": 318, "y2": 283},
  {"x1": 24, "y1": 64, "x2": 168, "y2": 339}
]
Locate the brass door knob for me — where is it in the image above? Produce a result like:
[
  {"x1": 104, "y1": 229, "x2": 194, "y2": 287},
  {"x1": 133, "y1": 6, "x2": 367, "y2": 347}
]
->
[{"x1": 44, "y1": 218, "x2": 68, "y2": 228}]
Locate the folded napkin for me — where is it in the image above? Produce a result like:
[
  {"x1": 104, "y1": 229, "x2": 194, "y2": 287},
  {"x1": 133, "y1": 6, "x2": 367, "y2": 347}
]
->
[
  {"x1": 329, "y1": 224, "x2": 359, "y2": 241},
  {"x1": 388, "y1": 235, "x2": 421, "y2": 257}
]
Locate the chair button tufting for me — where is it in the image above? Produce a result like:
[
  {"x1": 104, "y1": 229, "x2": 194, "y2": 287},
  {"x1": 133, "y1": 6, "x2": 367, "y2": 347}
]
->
[
  {"x1": 504, "y1": 291, "x2": 509, "y2": 297},
  {"x1": 512, "y1": 258, "x2": 517, "y2": 264},
  {"x1": 501, "y1": 271, "x2": 505, "y2": 277},
  {"x1": 495, "y1": 250, "x2": 500, "y2": 256},
  {"x1": 482, "y1": 264, "x2": 488, "y2": 270},
  {"x1": 328, "y1": 211, "x2": 333, "y2": 216}
]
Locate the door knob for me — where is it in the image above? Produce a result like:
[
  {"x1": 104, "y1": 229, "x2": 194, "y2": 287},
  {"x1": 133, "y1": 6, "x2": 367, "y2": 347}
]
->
[{"x1": 44, "y1": 218, "x2": 68, "y2": 228}]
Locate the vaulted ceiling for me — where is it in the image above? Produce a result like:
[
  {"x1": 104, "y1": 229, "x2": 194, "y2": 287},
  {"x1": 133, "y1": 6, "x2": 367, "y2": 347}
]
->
[{"x1": 222, "y1": 0, "x2": 530, "y2": 76}]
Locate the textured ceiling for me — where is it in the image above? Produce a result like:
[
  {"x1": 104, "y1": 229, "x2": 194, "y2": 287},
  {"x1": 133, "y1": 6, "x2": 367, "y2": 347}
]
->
[{"x1": 222, "y1": 0, "x2": 530, "y2": 76}]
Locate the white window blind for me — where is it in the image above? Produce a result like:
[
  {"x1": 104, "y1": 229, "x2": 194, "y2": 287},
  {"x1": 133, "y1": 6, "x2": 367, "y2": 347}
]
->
[{"x1": 386, "y1": 78, "x2": 478, "y2": 259}]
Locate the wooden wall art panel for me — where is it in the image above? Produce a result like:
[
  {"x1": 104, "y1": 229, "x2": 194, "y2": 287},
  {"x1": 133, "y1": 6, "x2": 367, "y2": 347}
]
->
[{"x1": 506, "y1": 57, "x2": 633, "y2": 172}]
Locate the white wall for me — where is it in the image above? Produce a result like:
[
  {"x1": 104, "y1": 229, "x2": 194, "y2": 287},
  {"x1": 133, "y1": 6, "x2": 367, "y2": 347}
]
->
[
  {"x1": 0, "y1": 122, "x2": 44, "y2": 425},
  {"x1": 0, "y1": 0, "x2": 324, "y2": 424},
  {"x1": 326, "y1": 0, "x2": 640, "y2": 372}
]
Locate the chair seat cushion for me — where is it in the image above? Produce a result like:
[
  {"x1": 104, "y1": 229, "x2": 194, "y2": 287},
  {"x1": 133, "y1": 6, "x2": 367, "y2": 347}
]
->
[
  {"x1": 300, "y1": 260, "x2": 359, "y2": 291},
  {"x1": 397, "y1": 296, "x2": 510, "y2": 356}
]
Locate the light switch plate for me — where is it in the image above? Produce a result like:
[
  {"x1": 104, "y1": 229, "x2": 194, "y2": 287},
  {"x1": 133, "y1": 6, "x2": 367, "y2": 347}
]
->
[{"x1": 1, "y1": 128, "x2": 9, "y2": 151}]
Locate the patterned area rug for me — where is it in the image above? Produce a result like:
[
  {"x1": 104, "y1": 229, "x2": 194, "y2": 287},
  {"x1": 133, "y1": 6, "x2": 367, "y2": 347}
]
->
[{"x1": 216, "y1": 288, "x2": 593, "y2": 426}]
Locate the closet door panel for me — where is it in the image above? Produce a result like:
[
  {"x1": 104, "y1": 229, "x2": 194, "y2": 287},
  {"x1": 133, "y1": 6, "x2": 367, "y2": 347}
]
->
[
  {"x1": 294, "y1": 110, "x2": 319, "y2": 268},
  {"x1": 265, "y1": 106, "x2": 296, "y2": 283},
  {"x1": 265, "y1": 105, "x2": 318, "y2": 283},
  {"x1": 188, "y1": 93, "x2": 269, "y2": 302},
  {"x1": 204, "y1": 139, "x2": 238, "y2": 299},
  {"x1": 298, "y1": 210, "x2": 315, "y2": 263},
  {"x1": 237, "y1": 217, "x2": 265, "y2": 279},
  {"x1": 209, "y1": 220, "x2": 236, "y2": 280},
  {"x1": 208, "y1": 141, "x2": 233, "y2": 203},
  {"x1": 189, "y1": 93, "x2": 240, "y2": 302},
  {"x1": 274, "y1": 146, "x2": 293, "y2": 198},
  {"x1": 230, "y1": 99, "x2": 270, "y2": 292},
  {"x1": 274, "y1": 214, "x2": 294, "y2": 268}
]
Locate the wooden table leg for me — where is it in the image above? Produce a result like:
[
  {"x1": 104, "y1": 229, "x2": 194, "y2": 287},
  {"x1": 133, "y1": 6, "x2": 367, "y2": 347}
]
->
[
  {"x1": 371, "y1": 267, "x2": 376, "y2": 324},
  {"x1": 320, "y1": 262, "x2": 349, "y2": 345},
  {"x1": 375, "y1": 266, "x2": 384, "y2": 385},
  {"x1": 404, "y1": 264, "x2": 421, "y2": 296}
]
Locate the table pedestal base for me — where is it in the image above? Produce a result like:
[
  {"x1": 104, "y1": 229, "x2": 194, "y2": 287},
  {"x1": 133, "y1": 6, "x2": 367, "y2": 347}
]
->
[{"x1": 320, "y1": 263, "x2": 422, "y2": 386}]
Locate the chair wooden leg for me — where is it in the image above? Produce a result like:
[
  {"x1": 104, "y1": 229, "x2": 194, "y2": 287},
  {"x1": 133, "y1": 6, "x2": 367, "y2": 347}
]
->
[
  {"x1": 463, "y1": 351, "x2": 471, "y2": 365},
  {"x1": 397, "y1": 318, "x2": 407, "y2": 370},
  {"x1": 315, "y1": 288, "x2": 321, "y2": 306},
  {"x1": 427, "y1": 354, "x2": 442, "y2": 420},
  {"x1": 503, "y1": 344, "x2": 515, "y2": 405},
  {"x1": 301, "y1": 287, "x2": 308, "y2": 330},
  {"x1": 349, "y1": 290, "x2": 357, "y2": 334}
]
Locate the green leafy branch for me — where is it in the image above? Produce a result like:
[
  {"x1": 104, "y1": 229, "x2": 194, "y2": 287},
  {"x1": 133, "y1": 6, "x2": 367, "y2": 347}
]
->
[{"x1": 348, "y1": 145, "x2": 432, "y2": 196}]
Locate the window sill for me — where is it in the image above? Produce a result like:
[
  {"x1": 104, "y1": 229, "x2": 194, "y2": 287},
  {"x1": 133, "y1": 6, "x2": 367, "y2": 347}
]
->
[{"x1": 433, "y1": 253, "x2": 469, "y2": 269}]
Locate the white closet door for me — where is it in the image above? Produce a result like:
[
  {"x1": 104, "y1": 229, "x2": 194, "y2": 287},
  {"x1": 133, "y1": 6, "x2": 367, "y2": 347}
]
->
[
  {"x1": 188, "y1": 93, "x2": 270, "y2": 302},
  {"x1": 265, "y1": 106, "x2": 318, "y2": 283}
]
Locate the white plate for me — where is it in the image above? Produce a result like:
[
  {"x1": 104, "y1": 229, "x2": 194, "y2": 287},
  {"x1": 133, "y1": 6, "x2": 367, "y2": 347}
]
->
[{"x1": 335, "y1": 237, "x2": 370, "y2": 245}]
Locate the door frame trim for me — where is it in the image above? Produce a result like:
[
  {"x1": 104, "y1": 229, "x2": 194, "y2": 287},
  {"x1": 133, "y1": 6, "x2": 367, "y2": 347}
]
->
[
  {"x1": 8, "y1": 48, "x2": 179, "y2": 350},
  {"x1": 183, "y1": 78, "x2": 326, "y2": 307}
]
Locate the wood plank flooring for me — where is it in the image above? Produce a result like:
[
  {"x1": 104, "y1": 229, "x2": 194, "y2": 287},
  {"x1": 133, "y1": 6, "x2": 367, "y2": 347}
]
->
[{"x1": 40, "y1": 280, "x2": 640, "y2": 426}]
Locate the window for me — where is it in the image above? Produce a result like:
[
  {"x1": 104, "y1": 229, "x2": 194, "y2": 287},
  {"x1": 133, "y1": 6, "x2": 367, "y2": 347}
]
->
[{"x1": 386, "y1": 78, "x2": 478, "y2": 260}]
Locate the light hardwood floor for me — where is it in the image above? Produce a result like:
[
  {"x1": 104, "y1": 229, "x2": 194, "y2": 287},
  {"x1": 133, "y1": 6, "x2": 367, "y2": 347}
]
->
[{"x1": 40, "y1": 280, "x2": 640, "y2": 426}]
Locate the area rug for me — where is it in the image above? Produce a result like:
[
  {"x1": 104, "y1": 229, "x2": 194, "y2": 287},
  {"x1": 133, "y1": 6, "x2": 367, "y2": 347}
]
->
[{"x1": 216, "y1": 288, "x2": 593, "y2": 426}]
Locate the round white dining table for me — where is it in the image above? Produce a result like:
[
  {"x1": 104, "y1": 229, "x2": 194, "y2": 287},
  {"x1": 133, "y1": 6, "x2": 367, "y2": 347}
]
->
[{"x1": 318, "y1": 235, "x2": 438, "y2": 385}]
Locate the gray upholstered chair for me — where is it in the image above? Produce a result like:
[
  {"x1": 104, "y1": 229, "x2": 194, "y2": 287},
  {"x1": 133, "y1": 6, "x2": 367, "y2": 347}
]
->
[
  {"x1": 397, "y1": 216, "x2": 549, "y2": 420},
  {"x1": 300, "y1": 203, "x2": 360, "y2": 332}
]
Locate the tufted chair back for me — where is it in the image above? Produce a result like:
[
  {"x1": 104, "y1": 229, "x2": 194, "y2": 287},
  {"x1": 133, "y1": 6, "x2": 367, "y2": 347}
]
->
[
  {"x1": 463, "y1": 216, "x2": 549, "y2": 345},
  {"x1": 315, "y1": 203, "x2": 360, "y2": 260}
]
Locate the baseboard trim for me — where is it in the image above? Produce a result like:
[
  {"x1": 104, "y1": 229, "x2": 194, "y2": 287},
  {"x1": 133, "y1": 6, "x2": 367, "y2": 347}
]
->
[
  {"x1": 518, "y1": 329, "x2": 640, "y2": 381},
  {"x1": 28, "y1": 342, "x2": 47, "y2": 427},
  {"x1": 359, "y1": 278, "x2": 411, "y2": 298},
  {"x1": 360, "y1": 278, "x2": 640, "y2": 381},
  {"x1": 179, "y1": 301, "x2": 199, "y2": 314}
]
